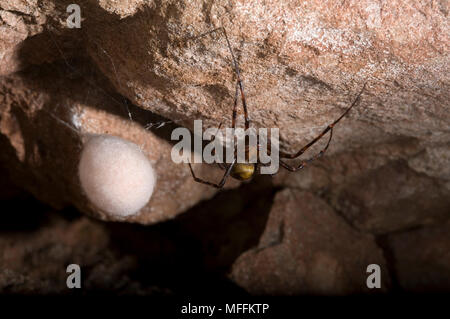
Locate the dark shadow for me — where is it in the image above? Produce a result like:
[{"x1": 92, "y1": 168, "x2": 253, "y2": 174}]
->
[
  {"x1": 0, "y1": 195, "x2": 49, "y2": 233},
  {"x1": 97, "y1": 175, "x2": 277, "y2": 296}
]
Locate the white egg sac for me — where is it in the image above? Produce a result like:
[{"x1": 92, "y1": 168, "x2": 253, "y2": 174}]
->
[{"x1": 78, "y1": 135, "x2": 156, "y2": 217}]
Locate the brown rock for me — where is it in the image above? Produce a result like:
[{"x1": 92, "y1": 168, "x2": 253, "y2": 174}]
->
[
  {"x1": 329, "y1": 160, "x2": 450, "y2": 234},
  {"x1": 0, "y1": 201, "x2": 171, "y2": 294},
  {"x1": 0, "y1": 186, "x2": 272, "y2": 295},
  {"x1": 1, "y1": 0, "x2": 449, "y2": 295},
  {"x1": 0, "y1": 1, "x2": 72, "y2": 75},
  {"x1": 0, "y1": 0, "x2": 448, "y2": 228},
  {"x1": 230, "y1": 189, "x2": 390, "y2": 295},
  {"x1": 2, "y1": 0, "x2": 449, "y2": 150},
  {"x1": 386, "y1": 220, "x2": 450, "y2": 292},
  {"x1": 274, "y1": 138, "x2": 450, "y2": 235},
  {"x1": 408, "y1": 144, "x2": 450, "y2": 181},
  {"x1": 0, "y1": 61, "x2": 236, "y2": 224},
  {"x1": 81, "y1": 0, "x2": 449, "y2": 154}
]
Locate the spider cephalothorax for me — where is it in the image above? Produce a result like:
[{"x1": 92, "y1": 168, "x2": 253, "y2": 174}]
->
[{"x1": 188, "y1": 27, "x2": 366, "y2": 189}]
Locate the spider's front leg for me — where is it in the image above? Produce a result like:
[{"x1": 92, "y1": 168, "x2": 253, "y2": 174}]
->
[
  {"x1": 280, "y1": 129, "x2": 333, "y2": 172},
  {"x1": 188, "y1": 160, "x2": 236, "y2": 189},
  {"x1": 279, "y1": 83, "x2": 366, "y2": 171}
]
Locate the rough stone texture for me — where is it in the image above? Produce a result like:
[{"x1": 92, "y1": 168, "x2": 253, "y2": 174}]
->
[
  {"x1": 328, "y1": 160, "x2": 450, "y2": 234},
  {"x1": 80, "y1": 0, "x2": 449, "y2": 155},
  {"x1": 0, "y1": 211, "x2": 173, "y2": 294},
  {"x1": 0, "y1": 182, "x2": 273, "y2": 295},
  {"x1": 2, "y1": 0, "x2": 449, "y2": 139},
  {"x1": 1, "y1": 0, "x2": 448, "y2": 224},
  {"x1": 0, "y1": 0, "x2": 449, "y2": 294},
  {"x1": 230, "y1": 189, "x2": 391, "y2": 295},
  {"x1": 386, "y1": 220, "x2": 450, "y2": 292},
  {"x1": 0, "y1": 207, "x2": 156, "y2": 294},
  {"x1": 272, "y1": 138, "x2": 450, "y2": 235},
  {"x1": 0, "y1": 0, "x2": 68, "y2": 75},
  {"x1": 0, "y1": 61, "x2": 236, "y2": 224}
]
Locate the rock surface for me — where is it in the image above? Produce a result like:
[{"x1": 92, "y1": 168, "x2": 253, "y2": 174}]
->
[
  {"x1": 386, "y1": 220, "x2": 450, "y2": 292},
  {"x1": 1, "y1": 0, "x2": 448, "y2": 225},
  {"x1": 0, "y1": 206, "x2": 156, "y2": 294},
  {"x1": 0, "y1": 60, "x2": 234, "y2": 224},
  {"x1": 82, "y1": 0, "x2": 449, "y2": 159},
  {"x1": 0, "y1": 0, "x2": 449, "y2": 294},
  {"x1": 0, "y1": 183, "x2": 272, "y2": 295},
  {"x1": 272, "y1": 138, "x2": 450, "y2": 235},
  {"x1": 230, "y1": 189, "x2": 391, "y2": 295}
]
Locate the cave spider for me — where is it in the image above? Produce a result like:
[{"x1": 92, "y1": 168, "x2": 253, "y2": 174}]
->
[{"x1": 188, "y1": 27, "x2": 366, "y2": 188}]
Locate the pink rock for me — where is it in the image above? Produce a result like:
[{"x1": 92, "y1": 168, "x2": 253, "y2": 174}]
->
[{"x1": 230, "y1": 189, "x2": 391, "y2": 295}]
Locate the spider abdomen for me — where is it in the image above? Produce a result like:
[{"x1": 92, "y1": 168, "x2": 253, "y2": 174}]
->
[{"x1": 230, "y1": 163, "x2": 255, "y2": 181}]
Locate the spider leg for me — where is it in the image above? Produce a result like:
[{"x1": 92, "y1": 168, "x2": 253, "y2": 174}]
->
[
  {"x1": 184, "y1": 27, "x2": 224, "y2": 42},
  {"x1": 280, "y1": 129, "x2": 333, "y2": 171},
  {"x1": 280, "y1": 83, "x2": 366, "y2": 159},
  {"x1": 217, "y1": 162, "x2": 227, "y2": 170},
  {"x1": 188, "y1": 27, "x2": 250, "y2": 129},
  {"x1": 231, "y1": 80, "x2": 239, "y2": 129},
  {"x1": 188, "y1": 160, "x2": 235, "y2": 189},
  {"x1": 209, "y1": 122, "x2": 227, "y2": 170},
  {"x1": 221, "y1": 27, "x2": 250, "y2": 130},
  {"x1": 221, "y1": 26, "x2": 253, "y2": 165},
  {"x1": 238, "y1": 81, "x2": 250, "y2": 131}
]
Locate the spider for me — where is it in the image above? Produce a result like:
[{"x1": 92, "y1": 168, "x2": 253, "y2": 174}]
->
[{"x1": 188, "y1": 27, "x2": 366, "y2": 189}]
